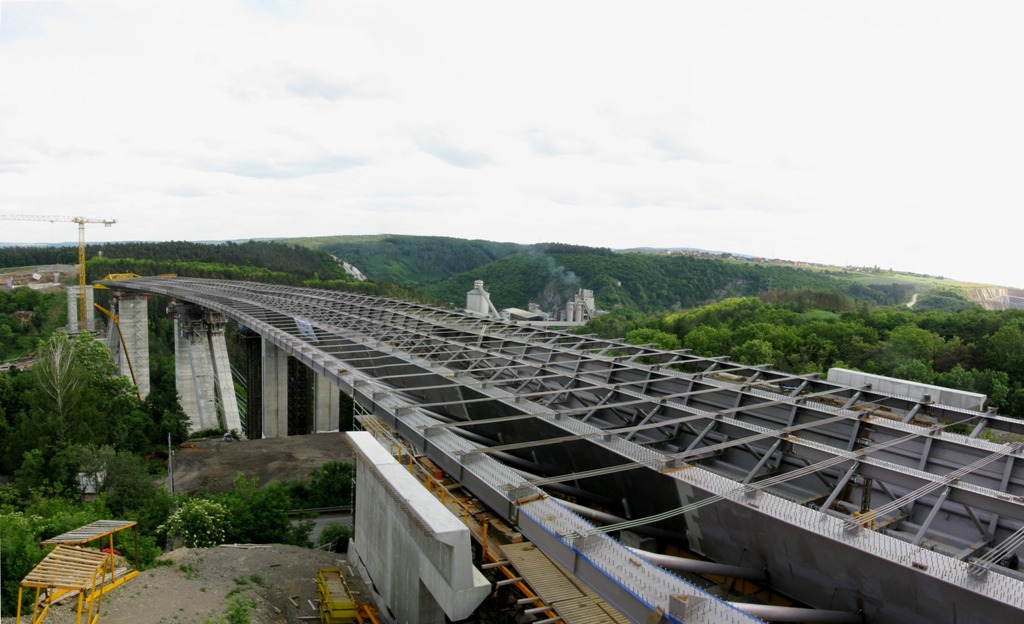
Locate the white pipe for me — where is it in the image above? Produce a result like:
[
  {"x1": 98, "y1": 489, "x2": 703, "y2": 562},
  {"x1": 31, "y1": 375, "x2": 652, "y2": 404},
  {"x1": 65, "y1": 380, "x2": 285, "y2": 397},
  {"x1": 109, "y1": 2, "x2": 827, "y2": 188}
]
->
[
  {"x1": 628, "y1": 547, "x2": 767, "y2": 581},
  {"x1": 556, "y1": 499, "x2": 685, "y2": 541},
  {"x1": 729, "y1": 603, "x2": 862, "y2": 623}
]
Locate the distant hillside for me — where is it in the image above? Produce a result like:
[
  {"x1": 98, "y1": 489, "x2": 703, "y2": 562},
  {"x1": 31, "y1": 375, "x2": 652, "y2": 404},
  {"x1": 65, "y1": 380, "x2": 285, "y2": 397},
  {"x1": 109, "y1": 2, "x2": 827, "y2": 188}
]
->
[
  {"x1": 0, "y1": 240, "x2": 370, "y2": 290},
  {"x1": 289, "y1": 234, "x2": 530, "y2": 287},
  {"x1": 2, "y1": 235, "x2": 986, "y2": 314},
  {"x1": 420, "y1": 251, "x2": 919, "y2": 313}
]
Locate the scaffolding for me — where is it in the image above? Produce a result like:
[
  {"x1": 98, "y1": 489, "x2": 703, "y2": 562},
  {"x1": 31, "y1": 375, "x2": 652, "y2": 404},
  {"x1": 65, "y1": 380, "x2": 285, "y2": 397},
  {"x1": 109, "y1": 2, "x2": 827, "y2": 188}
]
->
[{"x1": 17, "y1": 520, "x2": 139, "y2": 624}]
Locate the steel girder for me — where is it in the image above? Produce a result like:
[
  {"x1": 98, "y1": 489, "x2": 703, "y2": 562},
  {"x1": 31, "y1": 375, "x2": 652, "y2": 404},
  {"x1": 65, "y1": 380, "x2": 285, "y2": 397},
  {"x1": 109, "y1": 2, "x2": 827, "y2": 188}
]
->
[{"x1": 102, "y1": 277, "x2": 1024, "y2": 623}]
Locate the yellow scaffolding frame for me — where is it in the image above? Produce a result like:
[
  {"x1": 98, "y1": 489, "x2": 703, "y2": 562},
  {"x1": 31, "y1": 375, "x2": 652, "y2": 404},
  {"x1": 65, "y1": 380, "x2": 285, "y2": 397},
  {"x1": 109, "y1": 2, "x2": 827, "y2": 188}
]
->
[
  {"x1": 16, "y1": 545, "x2": 108, "y2": 624},
  {"x1": 16, "y1": 520, "x2": 141, "y2": 623},
  {"x1": 38, "y1": 520, "x2": 140, "y2": 597}
]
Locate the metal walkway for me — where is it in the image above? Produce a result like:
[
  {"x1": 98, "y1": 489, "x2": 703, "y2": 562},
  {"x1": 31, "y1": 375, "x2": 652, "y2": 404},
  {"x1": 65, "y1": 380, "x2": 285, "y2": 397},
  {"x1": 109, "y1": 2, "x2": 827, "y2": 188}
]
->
[
  {"x1": 102, "y1": 277, "x2": 1024, "y2": 624},
  {"x1": 501, "y1": 542, "x2": 631, "y2": 624}
]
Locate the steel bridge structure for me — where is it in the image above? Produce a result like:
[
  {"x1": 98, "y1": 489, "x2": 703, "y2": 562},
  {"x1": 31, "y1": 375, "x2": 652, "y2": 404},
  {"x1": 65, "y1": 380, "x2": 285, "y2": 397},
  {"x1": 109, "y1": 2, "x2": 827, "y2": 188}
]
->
[{"x1": 102, "y1": 276, "x2": 1024, "y2": 624}]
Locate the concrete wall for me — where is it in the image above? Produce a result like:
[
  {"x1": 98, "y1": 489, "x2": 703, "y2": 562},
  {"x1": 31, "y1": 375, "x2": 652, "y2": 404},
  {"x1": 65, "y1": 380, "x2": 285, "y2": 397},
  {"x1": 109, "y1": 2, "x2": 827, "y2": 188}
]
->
[
  {"x1": 347, "y1": 432, "x2": 490, "y2": 624},
  {"x1": 827, "y1": 367, "x2": 987, "y2": 412}
]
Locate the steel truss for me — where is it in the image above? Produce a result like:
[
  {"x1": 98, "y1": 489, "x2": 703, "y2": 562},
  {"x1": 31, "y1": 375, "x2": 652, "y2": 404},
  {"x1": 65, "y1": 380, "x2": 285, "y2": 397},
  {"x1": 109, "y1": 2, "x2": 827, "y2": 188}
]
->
[{"x1": 104, "y1": 277, "x2": 1024, "y2": 624}]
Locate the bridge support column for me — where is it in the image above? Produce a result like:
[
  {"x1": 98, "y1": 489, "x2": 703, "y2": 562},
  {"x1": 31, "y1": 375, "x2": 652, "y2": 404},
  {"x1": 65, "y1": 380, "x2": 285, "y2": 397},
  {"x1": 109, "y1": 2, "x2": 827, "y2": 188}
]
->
[
  {"x1": 66, "y1": 286, "x2": 96, "y2": 334},
  {"x1": 314, "y1": 374, "x2": 340, "y2": 432},
  {"x1": 261, "y1": 338, "x2": 289, "y2": 438},
  {"x1": 208, "y1": 314, "x2": 242, "y2": 435},
  {"x1": 172, "y1": 304, "x2": 240, "y2": 434},
  {"x1": 112, "y1": 292, "x2": 151, "y2": 399}
]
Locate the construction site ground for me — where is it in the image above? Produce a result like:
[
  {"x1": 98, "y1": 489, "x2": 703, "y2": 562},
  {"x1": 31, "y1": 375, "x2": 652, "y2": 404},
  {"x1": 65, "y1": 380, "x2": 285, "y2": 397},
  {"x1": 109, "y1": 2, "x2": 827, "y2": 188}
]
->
[{"x1": 2, "y1": 433, "x2": 367, "y2": 624}]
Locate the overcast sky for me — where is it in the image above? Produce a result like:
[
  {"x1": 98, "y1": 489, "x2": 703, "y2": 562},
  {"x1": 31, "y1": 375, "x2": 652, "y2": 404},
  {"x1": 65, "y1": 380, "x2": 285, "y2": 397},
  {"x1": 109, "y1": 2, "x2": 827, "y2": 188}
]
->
[{"x1": 2, "y1": 1, "x2": 1022, "y2": 287}]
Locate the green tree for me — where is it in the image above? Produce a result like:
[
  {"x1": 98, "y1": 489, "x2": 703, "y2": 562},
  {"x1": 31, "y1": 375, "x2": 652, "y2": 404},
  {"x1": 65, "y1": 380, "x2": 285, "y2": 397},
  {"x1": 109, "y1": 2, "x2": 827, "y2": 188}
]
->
[
  {"x1": 731, "y1": 339, "x2": 776, "y2": 366},
  {"x1": 214, "y1": 474, "x2": 309, "y2": 545},
  {"x1": 625, "y1": 328, "x2": 682, "y2": 351},
  {"x1": 307, "y1": 462, "x2": 355, "y2": 508}
]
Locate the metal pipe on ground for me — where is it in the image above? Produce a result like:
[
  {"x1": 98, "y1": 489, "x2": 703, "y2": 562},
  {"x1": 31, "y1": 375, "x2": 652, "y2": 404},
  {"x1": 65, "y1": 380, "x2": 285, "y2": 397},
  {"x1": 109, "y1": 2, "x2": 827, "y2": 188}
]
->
[
  {"x1": 627, "y1": 547, "x2": 767, "y2": 581},
  {"x1": 728, "y1": 603, "x2": 862, "y2": 623}
]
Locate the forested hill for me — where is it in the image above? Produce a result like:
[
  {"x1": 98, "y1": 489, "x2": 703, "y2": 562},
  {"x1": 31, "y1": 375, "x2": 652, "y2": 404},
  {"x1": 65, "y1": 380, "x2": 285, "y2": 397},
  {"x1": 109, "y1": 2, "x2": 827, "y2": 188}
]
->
[
  {"x1": 289, "y1": 234, "x2": 531, "y2": 287},
  {"x1": 3, "y1": 236, "x2": 965, "y2": 314},
  {"x1": 418, "y1": 251, "x2": 918, "y2": 312},
  {"x1": 0, "y1": 240, "x2": 352, "y2": 284}
]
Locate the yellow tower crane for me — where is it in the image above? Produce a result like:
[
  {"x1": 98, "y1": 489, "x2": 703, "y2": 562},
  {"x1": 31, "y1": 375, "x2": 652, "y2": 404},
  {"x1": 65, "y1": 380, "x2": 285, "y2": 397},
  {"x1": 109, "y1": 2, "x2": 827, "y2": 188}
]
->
[{"x1": 0, "y1": 214, "x2": 116, "y2": 332}]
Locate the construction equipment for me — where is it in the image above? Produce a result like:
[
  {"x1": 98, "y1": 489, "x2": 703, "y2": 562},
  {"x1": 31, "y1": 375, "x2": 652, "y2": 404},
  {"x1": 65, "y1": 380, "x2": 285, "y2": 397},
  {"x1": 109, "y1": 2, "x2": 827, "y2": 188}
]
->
[
  {"x1": 93, "y1": 302, "x2": 142, "y2": 400},
  {"x1": 316, "y1": 569, "x2": 358, "y2": 623},
  {"x1": 0, "y1": 214, "x2": 116, "y2": 332},
  {"x1": 18, "y1": 520, "x2": 140, "y2": 624}
]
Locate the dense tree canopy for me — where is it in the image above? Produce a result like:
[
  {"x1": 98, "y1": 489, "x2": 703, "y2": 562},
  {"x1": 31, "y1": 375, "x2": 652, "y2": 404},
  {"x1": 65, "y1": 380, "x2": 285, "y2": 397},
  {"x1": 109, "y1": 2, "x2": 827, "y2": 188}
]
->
[{"x1": 585, "y1": 294, "x2": 1024, "y2": 419}]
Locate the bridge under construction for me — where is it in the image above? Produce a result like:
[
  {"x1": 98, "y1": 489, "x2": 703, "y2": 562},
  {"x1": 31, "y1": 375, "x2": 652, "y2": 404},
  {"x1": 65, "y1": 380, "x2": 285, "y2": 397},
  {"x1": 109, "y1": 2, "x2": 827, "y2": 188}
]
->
[{"x1": 99, "y1": 276, "x2": 1024, "y2": 624}]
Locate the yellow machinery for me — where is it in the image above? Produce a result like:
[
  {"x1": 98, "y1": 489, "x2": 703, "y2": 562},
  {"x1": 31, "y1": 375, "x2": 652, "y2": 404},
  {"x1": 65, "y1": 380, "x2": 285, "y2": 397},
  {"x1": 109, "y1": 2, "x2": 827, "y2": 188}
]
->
[
  {"x1": 0, "y1": 214, "x2": 116, "y2": 332},
  {"x1": 316, "y1": 569, "x2": 358, "y2": 623},
  {"x1": 17, "y1": 520, "x2": 139, "y2": 624},
  {"x1": 316, "y1": 568, "x2": 380, "y2": 623}
]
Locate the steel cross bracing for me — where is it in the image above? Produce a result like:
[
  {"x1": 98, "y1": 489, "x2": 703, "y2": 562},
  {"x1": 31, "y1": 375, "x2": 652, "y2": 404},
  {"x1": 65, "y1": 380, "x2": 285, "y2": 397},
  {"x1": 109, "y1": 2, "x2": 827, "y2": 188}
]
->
[{"x1": 104, "y1": 277, "x2": 1024, "y2": 623}]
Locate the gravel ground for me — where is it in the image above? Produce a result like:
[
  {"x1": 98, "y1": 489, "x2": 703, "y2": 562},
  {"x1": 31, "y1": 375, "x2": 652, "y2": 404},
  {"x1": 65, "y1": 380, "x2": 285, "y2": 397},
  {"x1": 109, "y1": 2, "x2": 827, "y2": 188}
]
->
[
  {"x1": 169, "y1": 433, "x2": 354, "y2": 494},
  {"x1": 2, "y1": 433, "x2": 364, "y2": 624},
  {"x1": 2, "y1": 544, "x2": 369, "y2": 624}
]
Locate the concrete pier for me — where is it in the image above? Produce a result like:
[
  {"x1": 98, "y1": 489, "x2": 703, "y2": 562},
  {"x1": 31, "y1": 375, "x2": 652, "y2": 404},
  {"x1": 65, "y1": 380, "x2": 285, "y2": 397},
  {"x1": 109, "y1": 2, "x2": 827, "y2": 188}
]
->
[
  {"x1": 66, "y1": 285, "x2": 95, "y2": 333},
  {"x1": 172, "y1": 304, "x2": 241, "y2": 434},
  {"x1": 313, "y1": 373, "x2": 340, "y2": 432},
  {"x1": 261, "y1": 337, "x2": 289, "y2": 438},
  {"x1": 175, "y1": 307, "x2": 218, "y2": 431},
  {"x1": 207, "y1": 312, "x2": 242, "y2": 435},
  {"x1": 113, "y1": 292, "x2": 150, "y2": 398}
]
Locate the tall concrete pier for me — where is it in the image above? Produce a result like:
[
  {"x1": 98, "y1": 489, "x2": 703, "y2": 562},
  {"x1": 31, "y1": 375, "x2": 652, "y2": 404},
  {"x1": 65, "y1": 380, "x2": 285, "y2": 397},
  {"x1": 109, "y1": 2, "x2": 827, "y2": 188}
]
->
[
  {"x1": 172, "y1": 303, "x2": 242, "y2": 435},
  {"x1": 66, "y1": 285, "x2": 95, "y2": 334},
  {"x1": 313, "y1": 374, "x2": 341, "y2": 432},
  {"x1": 108, "y1": 292, "x2": 151, "y2": 398},
  {"x1": 261, "y1": 337, "x2": 289, "y2": 438}
]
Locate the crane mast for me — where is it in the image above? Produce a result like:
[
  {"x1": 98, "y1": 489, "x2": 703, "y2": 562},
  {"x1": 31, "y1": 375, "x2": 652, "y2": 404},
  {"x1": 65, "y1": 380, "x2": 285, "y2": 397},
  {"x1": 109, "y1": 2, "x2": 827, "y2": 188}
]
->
[{"x1": 0, "y1": 214, "x2": 116, "y2": 332}]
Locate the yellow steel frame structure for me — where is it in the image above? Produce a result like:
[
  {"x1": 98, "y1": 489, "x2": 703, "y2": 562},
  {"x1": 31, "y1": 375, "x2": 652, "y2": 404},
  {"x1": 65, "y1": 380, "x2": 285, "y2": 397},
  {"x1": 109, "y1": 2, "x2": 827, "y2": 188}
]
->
[
  {"x1": 16, "y1": 545, "x2": 108, "y2": 624},
  {"x1": 38, "y1": 520, "x2": 140, "y2": 598},
  {"x1": 16, "y1": 520, "x2": 141, "y2": 623}
]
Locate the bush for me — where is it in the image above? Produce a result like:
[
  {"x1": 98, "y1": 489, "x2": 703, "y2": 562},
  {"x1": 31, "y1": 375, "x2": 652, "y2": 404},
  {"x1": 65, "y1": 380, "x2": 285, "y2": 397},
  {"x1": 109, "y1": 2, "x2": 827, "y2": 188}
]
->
[
  {"x1": 160, "y1": 498, "x2": 229, "y2": 548},
  {"x1": 203, "y1": 594, "x2": 256, "y2": 624},
  {"x1": 317, "y1": 522, "x2": 352, "y2": 553},
  {"x1": 307, "y1": 462, "x2": 354, "y2": 507}
]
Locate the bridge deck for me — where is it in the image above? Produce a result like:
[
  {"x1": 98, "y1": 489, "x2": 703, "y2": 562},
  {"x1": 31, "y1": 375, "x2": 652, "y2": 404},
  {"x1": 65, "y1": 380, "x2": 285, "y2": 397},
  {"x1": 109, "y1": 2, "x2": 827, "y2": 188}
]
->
[{"x1": 103, "y1": 276, "x2": 1024, "y2": 624}]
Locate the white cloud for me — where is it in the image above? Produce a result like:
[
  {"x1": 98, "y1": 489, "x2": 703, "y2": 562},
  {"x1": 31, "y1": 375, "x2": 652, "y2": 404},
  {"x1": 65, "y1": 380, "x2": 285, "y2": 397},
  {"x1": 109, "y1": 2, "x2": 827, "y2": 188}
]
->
[{"x1": 1, "y1": 0, "x2": 1023, "y2": 287}]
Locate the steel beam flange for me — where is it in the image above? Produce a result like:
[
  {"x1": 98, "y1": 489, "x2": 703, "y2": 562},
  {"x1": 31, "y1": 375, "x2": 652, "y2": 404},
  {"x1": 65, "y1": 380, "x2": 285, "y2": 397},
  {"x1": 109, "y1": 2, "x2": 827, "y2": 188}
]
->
[
  {"x1": 967, "y1": 562, "x2": 990, "y2": 582},
  {"x1": 668, "y1": 594, "x2": 708, "y2": 619},
  {"x1": 572, "y1": 533, "x2": 602, "y2": 553},
  {"x1": 460, "y1": 451, "x2": 483, "y2": 465},
  {"x1": 507, "y1": 484, "x2": 537, "y2": 501}
]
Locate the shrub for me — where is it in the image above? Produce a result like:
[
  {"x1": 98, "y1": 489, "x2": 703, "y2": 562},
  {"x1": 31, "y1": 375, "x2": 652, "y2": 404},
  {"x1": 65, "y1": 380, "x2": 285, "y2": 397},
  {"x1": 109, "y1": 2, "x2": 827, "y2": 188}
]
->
[
  {"x1": 317, "y1": 522, "x2": 352, "y2": 553},
  {"x1": 160, "y1": 498, "x2": 229, "y2": 548}
]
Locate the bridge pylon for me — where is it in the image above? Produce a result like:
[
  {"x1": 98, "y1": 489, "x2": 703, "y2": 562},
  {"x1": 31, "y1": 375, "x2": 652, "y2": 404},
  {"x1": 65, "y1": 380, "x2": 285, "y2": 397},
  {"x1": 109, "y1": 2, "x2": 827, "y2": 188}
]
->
[
  {"x1": 105, "y1": 291, "x2": 151, "y2": 398},
  {"x1": 171, "y1": 303, "x2": 242, "y2": 436}
]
